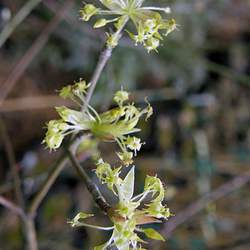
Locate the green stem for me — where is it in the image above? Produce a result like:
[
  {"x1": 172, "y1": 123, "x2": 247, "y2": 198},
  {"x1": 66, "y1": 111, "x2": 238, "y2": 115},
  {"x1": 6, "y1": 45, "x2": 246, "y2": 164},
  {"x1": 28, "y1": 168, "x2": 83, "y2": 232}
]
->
[{"x1": 72, "y1": 222, "x2": 114, "y2": 231}]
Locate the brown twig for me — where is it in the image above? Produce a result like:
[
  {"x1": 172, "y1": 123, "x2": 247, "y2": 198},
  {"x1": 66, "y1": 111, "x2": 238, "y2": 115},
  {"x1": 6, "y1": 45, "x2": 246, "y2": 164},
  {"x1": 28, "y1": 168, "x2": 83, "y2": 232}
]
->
[
  {"x1": 0, "y1": 95, "x2": 72, "y2": 113},
  {"x1": 162, "y1": 171, "x2": 250, "y2": 236},
  {"x1": 0, "y1": 195, "x2": 25, "y2": 219},
  {"x1": 0, "y1": 2, "x2": 74, "y2": 250},
  {"x1": 0, "y1": 118, "x2": 24, "y2": 207},
  {"x1": 43, "y1": 0, "x2": 103, "y2": 42},
  {"x1": 28, "y1": 154, "x2": 68, "y2": 217},
  {"x1": 0, "y1": 0, "x2": 43, "y2": 48},
  {"x1": 0, "y1": 0, "x2": 74, "y2": 107}
]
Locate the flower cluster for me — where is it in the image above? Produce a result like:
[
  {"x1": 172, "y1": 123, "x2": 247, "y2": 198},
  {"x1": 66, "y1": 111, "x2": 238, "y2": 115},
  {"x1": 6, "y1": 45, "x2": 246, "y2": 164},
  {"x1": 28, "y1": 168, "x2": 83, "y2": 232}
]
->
[
  {"x1": 69, "y1": 164, "x2": 171, "y2": 249},
  {"x1": 43, "y1": 80, "x2": 152, "y2": 165},
  {"x1": 79, "y1": 0, "x2": 177, "y2": 52}
]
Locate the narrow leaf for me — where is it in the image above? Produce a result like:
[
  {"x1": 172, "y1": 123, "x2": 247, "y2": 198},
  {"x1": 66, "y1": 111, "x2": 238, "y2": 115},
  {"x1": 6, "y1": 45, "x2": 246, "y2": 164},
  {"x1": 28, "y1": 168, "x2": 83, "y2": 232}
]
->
[{"x1": 142, "y1": 228, "x2": 165, "y2": 241}]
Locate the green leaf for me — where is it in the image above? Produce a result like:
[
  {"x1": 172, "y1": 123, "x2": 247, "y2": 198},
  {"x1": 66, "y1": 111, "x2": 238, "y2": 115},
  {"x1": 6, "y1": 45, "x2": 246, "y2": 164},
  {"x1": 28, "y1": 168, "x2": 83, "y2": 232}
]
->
[
  {"x1": 121, "y1": 166, "x2": 135, "y2": 201},
  {"x1": 142, "y1": 228, "x2": 165, "y2": 241},
  {"x1": 94, "y1": 242, "x2": 108, "y2": 250}
]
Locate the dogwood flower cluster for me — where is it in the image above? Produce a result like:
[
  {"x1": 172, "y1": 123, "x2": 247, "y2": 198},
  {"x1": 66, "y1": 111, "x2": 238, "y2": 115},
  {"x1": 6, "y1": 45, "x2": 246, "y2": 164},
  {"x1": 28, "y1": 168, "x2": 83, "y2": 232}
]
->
[
  {"x1": 69, "y1": 165, "x2": 171, "y2": 249},
  {"x1": 80, "y1": 0, "x2": 177, "y2": 52},
  {"x1": 43, "y1": 80, "x2": 152, "y2": 165}
]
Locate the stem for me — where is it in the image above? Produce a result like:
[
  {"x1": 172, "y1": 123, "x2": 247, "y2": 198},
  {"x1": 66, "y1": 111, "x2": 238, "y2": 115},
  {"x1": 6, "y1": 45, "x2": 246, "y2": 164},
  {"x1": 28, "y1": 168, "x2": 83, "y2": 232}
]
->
[
  {"x1": 67, "y1": 149, "x2": 111, "y2": 213},
  {"x1": 28, "y1": 153, "x2": 68, "y2": 217},
  {"x1": 85, "y1": 47, "x2": 112, "y2": 105},
  {"x1": 24, "y1": 218, "x2": 38, "y2": 250},
  {"x1": 72, "y1": 222, "x2": 114, "y2": 231},
  {"x1": 0, "y1": 0, "x2": 73, "y2": 107},
  {"x1": 0, "y1": 195, "x2": 25, "y2": 219},
  {"x1": 85, "y1": 17, "x2": 129, "y2": 105},
  {"x1": 0, "y1": 118, "x2": 24, "y2": 208},
  {"x1": 0, "y1": 0, "x2": 42, "y2": 48}
]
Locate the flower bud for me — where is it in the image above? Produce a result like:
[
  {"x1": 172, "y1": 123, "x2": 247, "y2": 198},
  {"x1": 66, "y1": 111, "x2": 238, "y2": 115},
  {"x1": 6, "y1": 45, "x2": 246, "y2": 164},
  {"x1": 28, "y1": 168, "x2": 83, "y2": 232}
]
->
[
  {"x1": 94, "y1": 18, "x2": 108, "y2": 28},
  {"x1": 80, "y1": 4, "x2": 98, "y2": 21}
]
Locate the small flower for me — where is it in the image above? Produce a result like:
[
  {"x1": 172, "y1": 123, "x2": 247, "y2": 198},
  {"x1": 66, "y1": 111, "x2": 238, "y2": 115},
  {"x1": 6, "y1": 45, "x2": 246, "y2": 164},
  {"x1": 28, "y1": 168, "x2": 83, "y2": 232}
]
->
[
  {"x1": 144, "y1": 201, "x2": 170, "y2": 219},
  {"x1": 42, "y1": 120, "x2": 69, "y2": 150},
  {"x1": 117, "y1": 151, "x2": 133, "y2": 166},
  {"x1": 59, "y1": 85, "x2": 73, "y2": 99},
  {"x1": 113, "y1": 89, "x2": 129, "y2": 106},
  {"x1": 68, "y1": 212, "x2": 94, "y2": 227},
  {"x1": 79, "y1": 0, "x2": 177, "y2": 51},
  {"x1": 95, "y1": 159, "x2": 121, "y2": 192},
  {"x1": 125, "y1": 136, "x2": 143, "y2": 155},
  {"x1": 144, "y1": 175, "x2": 165, "y2": 200},
  {"x1": 79, "y1": 4, "x2": 98, "y2": 21},
  {"x1": 43, "y1": 131, "x2": 64, "y2": 150}
]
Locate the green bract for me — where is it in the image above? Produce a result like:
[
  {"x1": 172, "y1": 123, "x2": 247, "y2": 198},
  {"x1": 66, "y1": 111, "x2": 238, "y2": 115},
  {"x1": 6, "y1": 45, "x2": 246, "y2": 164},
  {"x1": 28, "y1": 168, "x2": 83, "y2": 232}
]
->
[
  {"x1": 69, "y1": 164, "x2": 171, "y2": 249},
  {"x1": 43, "y1": 81, "x2": 152, "y2": 166},
  {"x1": 79, "y1": 0, "x2": 177, "y2": 52}
]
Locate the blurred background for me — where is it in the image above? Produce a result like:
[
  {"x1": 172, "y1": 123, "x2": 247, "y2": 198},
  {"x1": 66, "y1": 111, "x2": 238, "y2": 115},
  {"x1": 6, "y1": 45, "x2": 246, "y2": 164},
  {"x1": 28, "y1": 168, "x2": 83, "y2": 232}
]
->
[{"x1": 0, "y1": 0, "x2": 250, "y2": 249}]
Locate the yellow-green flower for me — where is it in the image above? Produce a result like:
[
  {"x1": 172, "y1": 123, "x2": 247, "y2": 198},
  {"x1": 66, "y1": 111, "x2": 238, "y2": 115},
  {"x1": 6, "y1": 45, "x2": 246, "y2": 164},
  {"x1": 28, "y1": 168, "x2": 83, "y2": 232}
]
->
[
  {"x1": 80, "y1": 0, "x2": 177, "y2": 51},
  {"x1": 69, "y1": 165, "x2": 170, "y2": 249},
  {"x1": 43, "y1": 83, "x2": 152, "y2": 164}
]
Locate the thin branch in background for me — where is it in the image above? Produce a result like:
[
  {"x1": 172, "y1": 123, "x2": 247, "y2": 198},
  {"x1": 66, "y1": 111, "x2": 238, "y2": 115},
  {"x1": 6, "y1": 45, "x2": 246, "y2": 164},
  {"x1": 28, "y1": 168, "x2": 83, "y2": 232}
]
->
[
  {"x1": 162, "y1": 170, "x2": 250, "y2": 236},
  {"x1": 43, "y1": 0, "x2": 104, "y2": 42},
  {"x1": 0, "y1": 95, "x2": 72, "y2": 113},
  {"x1": 28, "y1": 154, "x2": 68, "y2": 217},
  {"x1": 66, "y1": 149, "x2": 111, "y2": 213},
  {"x1": 0, "y1": 0, "x2": 74, "y2": 107},
  {"x1": 0, "y1": 117, "x2": 24, "y2": 208},
  {"x1": 0, "y1": 117, "x2": 38, "y2": 250},
  {"x1": 0, "y1": 195, "x2": 25, "y2": 219},
  {"x1": 0, "y1": 0, "x2": 43, "y2": 48}
]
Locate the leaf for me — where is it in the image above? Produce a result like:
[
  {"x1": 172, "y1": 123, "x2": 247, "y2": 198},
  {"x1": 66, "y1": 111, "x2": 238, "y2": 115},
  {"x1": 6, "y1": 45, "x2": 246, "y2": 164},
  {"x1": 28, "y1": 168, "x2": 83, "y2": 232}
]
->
[
  {"x1": 121, "y1": 166, "x2": 135, "y2": 201},
  {"x1": 142, "y1": 228, "x2": 165, "y2": 241},
  {"x1": 94, "y1": 242, "x2": 108, "y2": 250}
]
